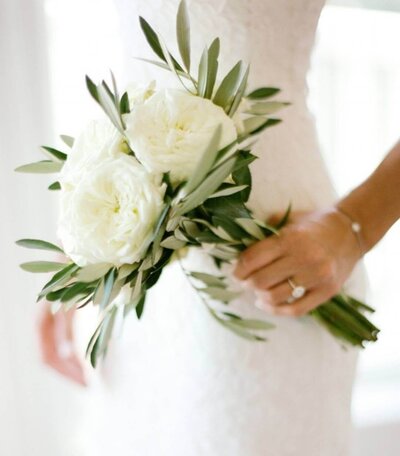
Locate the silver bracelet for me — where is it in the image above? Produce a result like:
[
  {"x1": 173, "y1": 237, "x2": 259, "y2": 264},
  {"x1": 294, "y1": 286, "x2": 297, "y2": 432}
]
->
[{"x1": 335, "y1": 206, "x2": 365, "y2": 256}]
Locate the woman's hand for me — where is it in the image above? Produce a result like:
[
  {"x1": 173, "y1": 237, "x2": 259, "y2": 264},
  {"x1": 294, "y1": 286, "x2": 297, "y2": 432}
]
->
[
  {"x1": 38, "y1": 303, "x2": 86, "y2": 386},
  {"x1": 233, "y1": 207, "x2": 363, "y2": 317}
]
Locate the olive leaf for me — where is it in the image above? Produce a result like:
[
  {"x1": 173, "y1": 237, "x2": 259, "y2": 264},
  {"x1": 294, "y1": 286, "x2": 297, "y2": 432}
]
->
[
  {"x1": 176, "y1": 0, "x2": 191, "y2": 72},
  {"x1": 135, "y1": 57, "x2": 190, "y2": 79},
  {"x1": 175, "y1": 155, "x2": 237, "y2": 216},
  {"x1": 16, "y1": 238, "x2": 64, "y2": 253},
  {"x1": 235, "y1": 218, "x2": 265, "y2": 240},
  {"x1": 199, "y1": 286, "x2": 241, "y2": 302},
  {"x1": 139, "y1": 16, "x2": 184, "y2": 72},
  {"x1": 75, "y1": 263, "x2": 112, "y2": 283},
  {"x1": 48, "y1": 181, "x2": 61, "y2": 191},
  {"x1": 228, "y1": 63, "x2": 249, "y2": 116},
  {"x1": 246, "y1": 101, "x2": 290, "y2": 116},
  {"x1": 160, "y1": 236, "x2": 187, "y2": 250},
  {"x1": 247, "y1": 87, "x2": 280, "y2": 99},
  {"x1": 60, "y1": 135, "x2": 74, "y2": 148},
  {"x1": 182, "y1": 125, "x2": 222, "y2": 195},
  {"x1": 209, "y1": 184, "x2": 248, "y2": 198},
  {"x1": 189, "y1": 271, "x2": 226, "y2": 288},
  {"x1": 41, "y1": 146, "x2": 67, "y2": 161},
  {"x1": 15, "y1": 160, "x2": 63, "y2": 174},
  {"x1": 20, "y1": 261, "x2": 66, "y2": 273},
  {"x1": 213, "y1": 60, "x2": 243, "y2": 111}
]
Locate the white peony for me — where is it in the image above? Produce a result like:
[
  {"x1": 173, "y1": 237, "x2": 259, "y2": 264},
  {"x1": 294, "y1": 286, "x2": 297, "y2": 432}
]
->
[
  {"x1": 124, "y1": 88, "x2": 238, "y2": 183},
  {"x1": 60, "y1": 118, "x2": 129, "y2": 190},
  {"x1": 57, "y1": 154, "x2": 166, "y2": 267}
]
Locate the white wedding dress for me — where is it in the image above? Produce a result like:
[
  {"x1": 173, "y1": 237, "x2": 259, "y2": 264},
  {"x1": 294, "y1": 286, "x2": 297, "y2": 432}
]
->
[{"x1": 78, "y1": 1, "x2": 369, "y2": 454}]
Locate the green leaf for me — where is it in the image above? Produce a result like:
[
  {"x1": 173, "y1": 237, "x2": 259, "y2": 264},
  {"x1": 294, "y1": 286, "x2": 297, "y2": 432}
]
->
[
  {"x1": 182, "y1": 125, "x2": 222, "y2": 195},
  {"x1": 158, "y1": 36, "x2": 192, "y2": 92},
  {"x1": 197, "y1": 47, "x2": 208, "y2": 97},
  {"x1": 39, "y1": 263, "x2": 79, "y2": 298},
  {"x1": 247, "y1": 87, "x2": 280, "y2": 99},
  {"x1": 96, "y1": 306, "x2": 118, "y2": 359},
  {"x1": 230, "y1": 318, "x2": 275, "y2": 330},
  {"x1": 119, "y1": 92, "x2": 130, "y2": 114},
  {"x1": 189, "y1": 271, "x2": 226, "y2": 288},
  {"x1": 60, "y1": 135, "x2": 75, "y2": 148},
  {"x1": 160, "y1": 236, "x2": 187, "y2": 250},
  {"x1": 109, "y1": 70, "x2": 120, "y2": 105},
  {"x1": 275, "y1": 202, "x2": 292, "y2": 229},
  {"x1": 85, "y1": 75, "x2": 100, "y2": 102},
  {"x1": 209, "y1": 184, "x2": 248, "y2": 198},
  {"x1": 48, "y1": 181, "x2": 61, "y2": 191},
  {"x1": 135, "y1": 293, "x2": 146, "y2": 319},
  {"x1": 20, "y1": 261, "x2": 66, "y2": 273},
  {"x1": 176, "y1": 0, "x2": 191, "y2": 71},
  {"x1": 241, "y1": 117, "x2": 282, "y2": 137},
  {"x1": 246, "y1": 101, "x2": 290, "y2": 116},
  {"x1": 41, "y1": 146, "x2": 67, "y2": 161},
  {"x1": 97, "y1": 82, "x2": 125, "y2": 133},
  {"x1": 235, "y1": 218, "x2": 265, "y2": 240},
  {"x1": 135, "y1": 57, "x2": 191, "y2": 80},
  {"x1": 99, "y1": 268, "x2": 117, "y2": 310},
  {"x1": 213, "y1": 60, "x2": 243, "y2": 111},
  {"x1": 174, "y1": 155, "x2": 237, "y2": 216},
  {"x1": 75, "y1": 263, "x2": 112, "y2": 283},
  {"x1": 139, "y1": 17, "x2": 184, "y2": 72},
  {"x1": 197, "y1": 39, "x2": 220, "y2": 99},
  {"x1": 16, "y1": 238, "x2": 64, "y2": 253},
  {"x1": 204, "y1": 38, "x2": 220, "y2": 99},
  {"x1": 60, "y1": 281, "x2": 94, "y2": 303},
  {"x1": 228, "y1": 64, "x2": 249, "y2": 116},
  {"x1": 200, "y1": 286, "x2": 240, "y2": 302},
  {"x1": 209, "y1": 311, "x2": 267, "y2": 341},
  {"x1": 118, "y1": 263, "x2": 139, "y2": 280},
  {"x1": 15, "y1": 160, "x2": 63, "y2": 174},
  {"x1": 86, "y1": 76, "x2": 124, "y2": 133}
]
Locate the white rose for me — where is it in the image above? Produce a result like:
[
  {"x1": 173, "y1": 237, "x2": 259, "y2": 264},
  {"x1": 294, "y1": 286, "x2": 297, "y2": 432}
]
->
[
  {"x1": 60, "y1": 118, "x2": 128, "y2": 190},
  {"x1": 125, "y1": 80, "x2": 156, "y2": 107},
  {"x1": 124, "y1": 88, "x2": 238, "y2": 183},
  {"x1": 57, "y1": 154, "x2": 165, "y2": 267}
]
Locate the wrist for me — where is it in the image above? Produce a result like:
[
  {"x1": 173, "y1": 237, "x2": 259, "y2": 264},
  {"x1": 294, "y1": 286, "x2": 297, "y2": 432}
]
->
[{"x1": 332, "y1": 205, "x2": 366, "y2": 257}]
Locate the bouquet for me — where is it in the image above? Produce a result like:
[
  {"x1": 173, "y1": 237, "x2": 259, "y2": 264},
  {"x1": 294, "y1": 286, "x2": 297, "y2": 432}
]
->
[{"x1": 16, "y1": 1, "x2": 379, "y2": 367}]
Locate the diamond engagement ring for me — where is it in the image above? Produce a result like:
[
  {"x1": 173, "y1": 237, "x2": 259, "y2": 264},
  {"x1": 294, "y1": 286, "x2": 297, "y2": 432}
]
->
[{"x1": 286, "y1": 278, "x2": 306, "y2": 303}]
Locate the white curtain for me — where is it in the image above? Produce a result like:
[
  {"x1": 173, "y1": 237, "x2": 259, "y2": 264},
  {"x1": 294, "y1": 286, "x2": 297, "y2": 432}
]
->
[{"x1": 0, "y1": 1, "x2": 82, "y2": 454}]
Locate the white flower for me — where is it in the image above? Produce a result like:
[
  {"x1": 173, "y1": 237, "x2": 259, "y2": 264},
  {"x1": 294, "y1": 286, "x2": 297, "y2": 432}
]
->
[
  {"x1": 125, "y1": 80, "x2": 156, "y2": 107},
  {"x1": 60, "y1": 118, "x2": 129, "y2": 190},
  {"x1": 57, "y1": 154, "x2": 166, "y2": 267},
  {"x1": 124, "y1": 88, "x2": 238, "y2": 183}
]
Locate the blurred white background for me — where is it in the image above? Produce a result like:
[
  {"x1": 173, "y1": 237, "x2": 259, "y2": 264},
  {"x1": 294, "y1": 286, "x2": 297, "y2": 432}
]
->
[{"x1": 1, "y1": 0, "x2": 399, "y2": 454}]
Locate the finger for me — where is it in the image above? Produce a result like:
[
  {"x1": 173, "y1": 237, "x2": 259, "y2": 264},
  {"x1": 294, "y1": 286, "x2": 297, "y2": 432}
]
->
[
  {"x1": 244, "y1": 257, "x2": 297, "y2": 290},
  {"x1": 234, "y1": 236, "x2": 284, "y2": 280},
  {"x1": 255, "y1": 269, "x2": 328, "y2": 306},
  {"x1": 256, "y1": 288, "x2": 328, "y2": 317}
]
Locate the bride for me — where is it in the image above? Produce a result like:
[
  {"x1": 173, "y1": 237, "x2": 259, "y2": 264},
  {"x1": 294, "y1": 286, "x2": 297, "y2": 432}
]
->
[{"x1": 38, "y1": 1, "x2": 400, "y2": 454}]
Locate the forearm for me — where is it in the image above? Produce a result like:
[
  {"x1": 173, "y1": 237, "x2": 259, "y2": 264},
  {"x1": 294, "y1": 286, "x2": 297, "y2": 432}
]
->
[{"x1": 335, "y1": 138, "x2": 400, "y2": 253}]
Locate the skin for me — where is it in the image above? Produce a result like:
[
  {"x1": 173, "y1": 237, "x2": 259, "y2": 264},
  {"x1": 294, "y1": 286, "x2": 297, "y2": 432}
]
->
[{"x1": 38, "y1": 139, "x2": 400, "y2": 384}]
